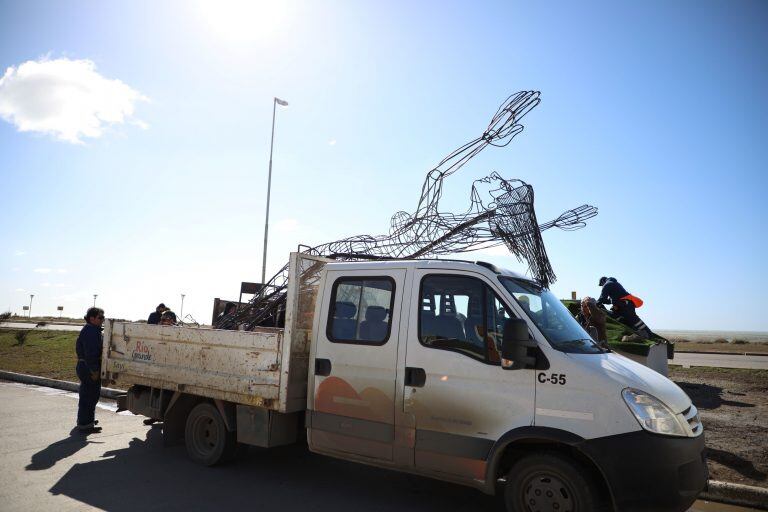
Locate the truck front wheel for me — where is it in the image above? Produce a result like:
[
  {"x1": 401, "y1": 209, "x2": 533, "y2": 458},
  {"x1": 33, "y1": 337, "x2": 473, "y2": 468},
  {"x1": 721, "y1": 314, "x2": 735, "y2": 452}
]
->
[
  {"x1": 504, "y1": 452, "x2": 598, "y2": 512},
  {"x1": 184, "y1": 402, "x2": 236, "y2": 466}
]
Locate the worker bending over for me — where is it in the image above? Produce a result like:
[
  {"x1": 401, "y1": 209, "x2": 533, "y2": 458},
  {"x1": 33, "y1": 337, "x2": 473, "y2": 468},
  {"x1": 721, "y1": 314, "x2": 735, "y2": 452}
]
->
[{"x1": 597, "y1": 277, "x2": 653, "y2": 339}]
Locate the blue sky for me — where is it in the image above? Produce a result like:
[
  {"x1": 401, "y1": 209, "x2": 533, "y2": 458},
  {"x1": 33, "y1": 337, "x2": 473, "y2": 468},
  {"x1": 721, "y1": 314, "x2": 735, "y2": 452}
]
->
[{"x1": 1, "y1": 0, "x2": 766, "y2": 330}]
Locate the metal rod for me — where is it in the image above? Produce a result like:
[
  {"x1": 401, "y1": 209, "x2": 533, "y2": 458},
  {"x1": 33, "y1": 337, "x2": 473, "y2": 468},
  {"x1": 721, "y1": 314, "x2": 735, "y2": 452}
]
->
[{"x1": 262, "y1": 98, "x2": 278, "y2": 285}]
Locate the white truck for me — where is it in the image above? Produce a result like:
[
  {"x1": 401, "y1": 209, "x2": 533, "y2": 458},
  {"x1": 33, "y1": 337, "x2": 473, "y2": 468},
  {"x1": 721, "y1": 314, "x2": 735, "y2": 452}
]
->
[{"x1": 103, "y1": 253, "x2": 707, "y2": 512}]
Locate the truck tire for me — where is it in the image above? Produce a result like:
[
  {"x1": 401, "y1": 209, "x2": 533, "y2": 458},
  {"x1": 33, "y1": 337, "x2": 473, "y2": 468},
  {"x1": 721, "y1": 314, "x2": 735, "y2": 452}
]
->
[
  {"x1": 504, "y1": 452, "x2": 598, "y2": 512},
  {"x1": 184, "y1": 402, "x2": 236, "y2": 466}
]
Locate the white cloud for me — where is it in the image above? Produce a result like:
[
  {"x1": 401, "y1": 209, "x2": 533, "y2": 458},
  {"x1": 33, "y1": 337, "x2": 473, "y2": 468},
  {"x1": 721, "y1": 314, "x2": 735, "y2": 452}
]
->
[
  {"x1": 33, "y1": 268, "x2": 52, "y2": 273},
  {"x1": 56, "y1": 268, "x2": 68, "y2": 274},
  {"x1": 15, "y1": 288, "x2": 25, "y2": 292},
  {"x1": 328, "y1": 139, "x2": 337, "y2": 146},
  {"x1": 14, "y1": 250, "x2": 26, "y2": 256},
  {"x1": 41, "y1": 282, "x2": 51, "y2": 287},
  {"x1": 11, "y1": 267, "x2": 20, "y2": 272},
  {"x1": 0, "y1": 57, "x2": 147, "y2": 143}
]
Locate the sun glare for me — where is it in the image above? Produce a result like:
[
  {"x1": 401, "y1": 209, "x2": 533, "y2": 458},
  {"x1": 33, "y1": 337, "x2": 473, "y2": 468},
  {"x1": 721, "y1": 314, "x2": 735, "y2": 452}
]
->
[{"x1": 196, "y1": 0, "x2": 288, "y2": 43}]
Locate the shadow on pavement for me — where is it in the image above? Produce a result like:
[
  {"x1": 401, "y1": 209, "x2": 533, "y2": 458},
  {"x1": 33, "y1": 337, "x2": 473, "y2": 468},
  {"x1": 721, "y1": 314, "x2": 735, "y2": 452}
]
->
[
  {"x1": 27, "y1": 428, "x2": 103, "y2": 471},
  {"x1": 48, "y1": 426, "x2": 501, "y2": 512},
  {"x1": 706, "y1": 448, "x2": 767, "y2": 482},
  {"x1": 676, "y1": 382, "x2": 755, "y2": 410}
]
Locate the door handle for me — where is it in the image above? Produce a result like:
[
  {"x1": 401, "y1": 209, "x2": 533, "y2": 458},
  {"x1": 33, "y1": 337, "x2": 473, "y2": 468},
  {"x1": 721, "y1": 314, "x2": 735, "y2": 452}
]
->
[
  {"x1": 405, "y1": 367, "x2": 426, "y2": 387},
  {"x1": 315, "y1": 358, "x2": 332, "y2": 376}
]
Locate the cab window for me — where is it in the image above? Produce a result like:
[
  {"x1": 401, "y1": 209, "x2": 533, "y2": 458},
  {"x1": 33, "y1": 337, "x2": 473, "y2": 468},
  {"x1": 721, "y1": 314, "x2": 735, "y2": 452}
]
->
[
  {"x1": 327, "y1": 277, "x2": 394, "y2": 345},
  {"x1": 419, "y1": 274, "x2": 514, "y2": 364}
]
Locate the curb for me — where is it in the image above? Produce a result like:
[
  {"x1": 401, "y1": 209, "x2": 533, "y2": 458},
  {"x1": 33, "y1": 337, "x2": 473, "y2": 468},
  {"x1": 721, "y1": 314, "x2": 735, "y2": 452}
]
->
[
  {"x1": 0, "y1": 370, "x2": 125, "y2": 399},
  {"x1": 702, "y1": 480, "x2": 768, "y2": 510},
  {"x1": 676, "y1": 350, "x2": 767, "y2": 357}
]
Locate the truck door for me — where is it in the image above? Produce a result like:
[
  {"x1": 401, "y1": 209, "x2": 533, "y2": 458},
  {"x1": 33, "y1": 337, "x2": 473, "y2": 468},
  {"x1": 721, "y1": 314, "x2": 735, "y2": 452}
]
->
[
  {"x1": 310, "y1": 268, "x2": 406, "y2": 462},
  {"x1": 403, "y1": 270, "x2": 535, "y2": 482}
]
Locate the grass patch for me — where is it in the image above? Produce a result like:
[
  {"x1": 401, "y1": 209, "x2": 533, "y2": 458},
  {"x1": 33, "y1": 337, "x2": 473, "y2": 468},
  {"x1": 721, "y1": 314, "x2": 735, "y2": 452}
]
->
[
  {"x1": 0, "y1": 328, "x2": 79, "y2": 381},
  {"x1": 562, "y1": 300, "x2": 654, "y2": 356}
]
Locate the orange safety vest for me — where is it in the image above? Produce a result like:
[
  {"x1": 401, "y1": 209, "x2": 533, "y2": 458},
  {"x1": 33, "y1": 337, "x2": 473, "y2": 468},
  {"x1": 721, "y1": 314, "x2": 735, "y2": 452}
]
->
[{"x1": 620, "y1": 294, "x2": 644, "y2": 308}]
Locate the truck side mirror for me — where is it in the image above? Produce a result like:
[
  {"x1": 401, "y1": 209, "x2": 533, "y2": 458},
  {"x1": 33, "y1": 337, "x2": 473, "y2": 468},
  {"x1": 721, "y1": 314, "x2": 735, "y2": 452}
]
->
[{"x1": 501, "y1": 318, "x2": 537, "y2": 369}]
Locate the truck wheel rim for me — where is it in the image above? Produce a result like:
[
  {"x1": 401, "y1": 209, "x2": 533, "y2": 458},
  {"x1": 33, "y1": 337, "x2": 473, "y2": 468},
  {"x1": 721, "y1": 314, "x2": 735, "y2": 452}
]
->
[
  {"x1": 191, "y1": 415, "x2": 219, "y2": 456},
  {"x1": 522, "y1": 473, "x2": 574, "y2": 512}
]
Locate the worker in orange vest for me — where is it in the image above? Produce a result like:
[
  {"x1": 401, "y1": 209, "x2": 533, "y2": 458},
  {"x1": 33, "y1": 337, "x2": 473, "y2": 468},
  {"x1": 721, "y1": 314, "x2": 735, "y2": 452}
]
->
[{"x1": 597, "y1": 277, "x2": 653, "y2": 339}]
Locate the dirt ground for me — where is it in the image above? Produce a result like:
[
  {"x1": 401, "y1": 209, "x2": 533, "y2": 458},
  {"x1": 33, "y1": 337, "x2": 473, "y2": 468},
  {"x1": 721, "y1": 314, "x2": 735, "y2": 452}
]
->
[{"x1": 669, "y1": 366, "x2": 768, "y2": 488}]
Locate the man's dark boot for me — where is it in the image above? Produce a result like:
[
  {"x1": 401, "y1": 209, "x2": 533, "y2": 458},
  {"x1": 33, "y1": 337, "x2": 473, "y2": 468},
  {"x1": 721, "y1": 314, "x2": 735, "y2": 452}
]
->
[{"x1": 78, "y1": 425, "x2": 102, "y2": 434}]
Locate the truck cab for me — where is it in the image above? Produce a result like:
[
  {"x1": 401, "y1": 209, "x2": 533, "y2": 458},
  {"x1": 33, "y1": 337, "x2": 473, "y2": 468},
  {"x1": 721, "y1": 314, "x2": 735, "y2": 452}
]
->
[{"x1": 306, "y1": 258, "x2": 707, "y2": 512}]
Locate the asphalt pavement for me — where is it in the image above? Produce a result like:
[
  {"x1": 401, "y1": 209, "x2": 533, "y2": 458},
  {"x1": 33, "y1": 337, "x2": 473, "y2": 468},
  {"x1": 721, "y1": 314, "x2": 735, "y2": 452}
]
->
[{"x1": 0, "y1": 382, "x2": 760, "y2": 512}]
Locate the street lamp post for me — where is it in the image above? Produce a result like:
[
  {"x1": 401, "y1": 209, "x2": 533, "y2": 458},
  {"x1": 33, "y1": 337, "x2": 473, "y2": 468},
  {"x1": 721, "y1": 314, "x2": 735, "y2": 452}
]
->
[
  {"x1": 29, "y1": 294, "x2": 34, "y2": 318},
  {"x1": 261, "y1": 96, "x2": 289, "y2": 286},
  {"x1": 180, "y1": 294, "x2": 186, "y2": 321},
  {"x1": 93, "y1": 294, "x2": 98, "y2": 307}
]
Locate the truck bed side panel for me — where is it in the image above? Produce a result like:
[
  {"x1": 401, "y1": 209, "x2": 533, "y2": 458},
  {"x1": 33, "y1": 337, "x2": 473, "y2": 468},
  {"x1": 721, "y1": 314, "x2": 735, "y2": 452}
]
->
[{"x1": 103, "y1": 321, "x2": 282, "y2": 408}]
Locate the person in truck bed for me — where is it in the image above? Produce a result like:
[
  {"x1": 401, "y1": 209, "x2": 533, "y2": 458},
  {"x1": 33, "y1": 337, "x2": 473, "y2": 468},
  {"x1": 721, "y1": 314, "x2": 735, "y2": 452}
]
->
[
  {"x1": 147, "y1": 303, "x2": 167, "y2": 325},
  {"x1": 160, "y1": 310, "x2": 177, "y2": 326},
  {"x1": 576, "y1": 296, "x2": 608, "y2": 347},
  {"x1": 76, "y1": 307, "x2": 104, "y2": 434}
]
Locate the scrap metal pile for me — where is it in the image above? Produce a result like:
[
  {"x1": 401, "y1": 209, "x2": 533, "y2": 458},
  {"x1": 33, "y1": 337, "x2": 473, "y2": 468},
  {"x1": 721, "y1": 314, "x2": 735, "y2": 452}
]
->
[{"x1": 219, "y1": 91, "x2": 598, "y2": 330}]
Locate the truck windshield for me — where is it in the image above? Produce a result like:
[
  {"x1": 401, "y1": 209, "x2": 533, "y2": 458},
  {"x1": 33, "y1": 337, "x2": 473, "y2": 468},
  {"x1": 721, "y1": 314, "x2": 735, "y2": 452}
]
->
[{"x1": 499, "y1": 277, "x2": 607, "y2": 354}]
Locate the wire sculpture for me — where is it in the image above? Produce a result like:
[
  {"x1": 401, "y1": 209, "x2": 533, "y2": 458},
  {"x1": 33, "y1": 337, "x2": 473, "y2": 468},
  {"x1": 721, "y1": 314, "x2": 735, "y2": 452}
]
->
[{"x1": 219, "y1": 91, "x2": 598, "y2": 330}]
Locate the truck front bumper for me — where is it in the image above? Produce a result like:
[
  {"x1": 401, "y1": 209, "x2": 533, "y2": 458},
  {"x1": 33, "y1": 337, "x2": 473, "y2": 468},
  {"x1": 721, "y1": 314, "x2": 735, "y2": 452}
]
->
[{"x1": 581, "y1": 430, "x2": 707, "y2": 512}]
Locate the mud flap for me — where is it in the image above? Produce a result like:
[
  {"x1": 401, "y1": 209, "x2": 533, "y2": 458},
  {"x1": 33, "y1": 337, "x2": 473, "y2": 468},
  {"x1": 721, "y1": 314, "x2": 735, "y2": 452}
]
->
[{"x1": 115, "y1": 394, "x2": 128, "y2": 412}]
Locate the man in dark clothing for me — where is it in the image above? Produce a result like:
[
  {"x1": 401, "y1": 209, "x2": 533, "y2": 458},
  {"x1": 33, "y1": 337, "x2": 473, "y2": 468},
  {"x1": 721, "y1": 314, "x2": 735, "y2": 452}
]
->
[
  {"x1": 597, "y1": 277, "x2": 630, "y2": 306},
  {"x1": 147, "y1": 303, "x2": 166, "y2": 325},
  {"x1": 76, "y1": 307, "x2": 104, "y2": 434},
  {"x1": 597, "y1": 277, "x2": 653, "y2": 339}
]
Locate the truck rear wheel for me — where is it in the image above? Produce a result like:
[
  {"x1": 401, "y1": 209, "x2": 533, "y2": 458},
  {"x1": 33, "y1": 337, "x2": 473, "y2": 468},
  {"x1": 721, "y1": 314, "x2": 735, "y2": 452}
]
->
[
  {"x1": 504, "y1": 452, "x2": 598, "y2": 512},
  {"x1": 184, "y1": 402, "x2": 236, "y2": 466}
]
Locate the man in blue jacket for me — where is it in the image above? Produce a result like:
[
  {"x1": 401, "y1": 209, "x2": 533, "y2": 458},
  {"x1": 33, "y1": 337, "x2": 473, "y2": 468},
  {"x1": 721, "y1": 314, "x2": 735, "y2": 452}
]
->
[
  {"x1": 597, "y1": 277, "x2": 653, "y2": 339},
  {"x1": 76, "y1": 307, "x2": 104, "y2": 434}
]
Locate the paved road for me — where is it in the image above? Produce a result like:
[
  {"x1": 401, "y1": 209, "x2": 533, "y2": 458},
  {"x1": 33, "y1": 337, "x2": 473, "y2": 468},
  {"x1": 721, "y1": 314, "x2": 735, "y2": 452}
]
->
[
  {"x1": 674, "y1": 352, "x2": 768, "y2": 370},
  {"x1": 0, "y1": 382, "x2": 759, "y2": 512},
  {"x1": 1, "y1": 321, "x2": 82, "y2": 331}
]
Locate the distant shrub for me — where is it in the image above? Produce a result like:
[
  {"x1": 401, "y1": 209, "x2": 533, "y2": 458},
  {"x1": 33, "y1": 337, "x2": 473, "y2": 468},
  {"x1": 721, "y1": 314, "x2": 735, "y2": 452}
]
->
[
  {"x1": 677, "y1": 338, "x2": 691, "y2": 343},
  {"x1": 0, "y1": 311, "x2": 11, "y2": 321},
  {"x1": 14, "y1": 330, "x2": 29, "y2": 346},
  {"x1": 731, "y1": 339, "x2": 748, "y2": 345},
  {"x1": 714, "y1": 338, "x2": 728, "y2": 344}
]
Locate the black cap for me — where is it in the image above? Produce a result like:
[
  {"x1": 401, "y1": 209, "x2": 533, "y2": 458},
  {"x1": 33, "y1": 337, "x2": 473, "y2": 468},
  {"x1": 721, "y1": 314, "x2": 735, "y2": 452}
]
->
[
  {"x1": 157, "y1": 303, "x2": 166, "y2": 309},
  {"x1": 598, "y1": 277, "x2": 608, "y2": 286}
]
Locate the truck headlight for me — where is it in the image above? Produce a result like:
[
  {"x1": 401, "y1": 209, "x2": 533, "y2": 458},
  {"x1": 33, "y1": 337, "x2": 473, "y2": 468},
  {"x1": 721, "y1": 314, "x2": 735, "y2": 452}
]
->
[{"x1": 622, "y1": 388, "x2": 687, "y2": 437}]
